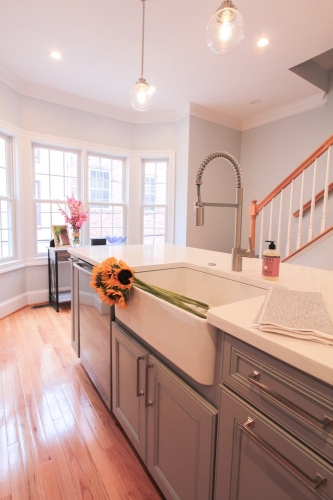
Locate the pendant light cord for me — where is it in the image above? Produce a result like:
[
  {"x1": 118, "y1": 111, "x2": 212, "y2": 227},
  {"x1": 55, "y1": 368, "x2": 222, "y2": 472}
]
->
[{"x1": 141, "y1": 0, "x2": 146, "y2": 79}]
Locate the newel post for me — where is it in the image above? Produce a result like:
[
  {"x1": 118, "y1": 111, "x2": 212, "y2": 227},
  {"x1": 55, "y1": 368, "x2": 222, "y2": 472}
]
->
[{"x1": 249, "y1": 200, "x2": 258, "y2": 250}]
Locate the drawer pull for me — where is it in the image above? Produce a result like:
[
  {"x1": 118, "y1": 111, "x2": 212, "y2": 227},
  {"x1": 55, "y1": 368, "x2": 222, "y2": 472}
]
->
[
  {"x1": 248, "y1": 371, "x2": 333, "y2": 431},
  {"x1": 136, "y1": 356, "x2": 144, "y2": 397},
  {"x1": 145, "y1": 363, "x2": 153, "y2": 407},
  {"x1": 242, "y1": 418, "x2": 327, "y2": 491}
]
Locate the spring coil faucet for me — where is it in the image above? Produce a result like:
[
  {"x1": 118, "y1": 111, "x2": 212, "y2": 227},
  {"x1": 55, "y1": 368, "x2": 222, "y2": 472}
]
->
[{"x1": 195, "y1": 151, "x2": 254, "y2": 271}]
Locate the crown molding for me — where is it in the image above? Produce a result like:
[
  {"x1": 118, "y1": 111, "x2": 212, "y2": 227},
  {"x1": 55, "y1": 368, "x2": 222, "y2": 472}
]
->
[
  {"x1": 242, "y1": 93, "x2": 327, "y2": 131},
  {"x1": 22, "y1": 80, "x2": 179, "y2": 124},
  {"x1": 189, "y1": 103, "x2": 242, "y2": 131},
  {"x1": 0, "y1": 64, "x2": 328, "y2": 130},
  {"x1": 0, "y1": 62, "x2": 24, "y2": 93}
]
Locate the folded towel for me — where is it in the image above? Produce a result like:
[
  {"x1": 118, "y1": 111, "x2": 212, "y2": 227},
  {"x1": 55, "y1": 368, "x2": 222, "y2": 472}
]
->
[{"x1": 253, "y1": 287, "x2": 333, "y2": 345}]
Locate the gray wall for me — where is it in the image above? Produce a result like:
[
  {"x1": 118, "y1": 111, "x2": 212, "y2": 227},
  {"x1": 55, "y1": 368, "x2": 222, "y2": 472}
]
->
[
  {"x1": 0, "y1": 80, "x2": 22, "y2": 128},
  {"x1": 186, "y1": 116, "x2": 242, "y2": 253},
  {"x1": 174, "y1": 117, "x2": 190, "y2": 245}
]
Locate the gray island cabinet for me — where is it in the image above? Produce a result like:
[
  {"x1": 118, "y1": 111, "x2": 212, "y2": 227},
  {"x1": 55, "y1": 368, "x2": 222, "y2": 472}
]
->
[
  {"x1": 112, "y1": 321, "x2": 218, "y2": 500},
  {"x1": 215, "y1": 334, "x2": 333, "y2": 500},
  {"x1": 68, "y1": 245, "x2": 333, "y2": 500}
]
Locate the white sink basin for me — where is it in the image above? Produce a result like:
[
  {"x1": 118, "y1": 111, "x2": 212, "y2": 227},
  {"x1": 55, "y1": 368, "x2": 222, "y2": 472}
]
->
[{"x1": 115, "y1": 267, "x2": 266, "y2": 385}]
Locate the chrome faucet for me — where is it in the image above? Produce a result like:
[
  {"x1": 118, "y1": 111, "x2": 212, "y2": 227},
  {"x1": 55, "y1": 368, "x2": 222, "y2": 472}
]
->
[{"x1": 194, "y1": 151, "x2": 254, "y2": 271}]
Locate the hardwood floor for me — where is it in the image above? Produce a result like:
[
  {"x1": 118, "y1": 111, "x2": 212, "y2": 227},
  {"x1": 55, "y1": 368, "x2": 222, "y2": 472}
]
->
[{"x1": 0, "y1": 305, "x2": 163, "y2": 500}]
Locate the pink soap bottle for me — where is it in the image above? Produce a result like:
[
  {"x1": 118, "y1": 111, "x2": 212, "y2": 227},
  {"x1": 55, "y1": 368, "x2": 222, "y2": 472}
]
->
[{"x1": 262, "y1": 240, "x2": 280, "y2": 280}]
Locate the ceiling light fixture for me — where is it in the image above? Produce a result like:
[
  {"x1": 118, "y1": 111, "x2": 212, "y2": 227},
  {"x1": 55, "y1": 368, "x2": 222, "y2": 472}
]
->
[
  {"x1": 207, "y1": 1, "x2": 244, "y2": 55},
  {"x1": 257, "y1": 38, "x2": 270, "y2": 47},
  {"x1": 130, "y1": 0, "x2": 155, "y2": 111},
  {"x1": 50, "y1": 51, "x2": 62, "y2": 60}
]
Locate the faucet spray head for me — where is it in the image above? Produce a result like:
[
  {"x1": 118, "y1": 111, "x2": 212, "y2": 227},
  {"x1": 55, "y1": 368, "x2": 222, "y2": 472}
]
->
[
  {"x1": 195, "y1": 184, "x2": 204, "y2": 225},
  {"x1": 195, "y1": 203, "x2": 204, "y2": 226}
]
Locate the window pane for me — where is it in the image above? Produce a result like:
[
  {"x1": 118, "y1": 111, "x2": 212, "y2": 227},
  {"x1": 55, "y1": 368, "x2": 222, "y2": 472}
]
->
[
  {"x1": 89, "y1": 204, "x2": 125, "y2": 239},
  {"x1": 0, "y1": 135, "x2": 14, "y2": 260},
  {"x1": 143, "y1": 206, "x2": 166, "y2": 244},
  {"x1": 0, "y1": 138, "x2": 5, "y2": 167},
  {"x1": 0, "y1": 168, "x2": 6, "y2": 197},
  {"x1": 88, "y1": 153, "x2": 124, "y2": 204},
  {"x1": 35, "y1": 174, "x2": 50, "y2": 199},
  {"x1": 50, "y1": 150, "x2": 64, "y2": 176},
  {"x1": 50, "y1": 175, "x2": 64, "y2": 200},
  {"x1": 0, "y1": 200, "x2": 13, "y2": 259},
  {"x1": 35, "y1": 148, "x2": 49, "y2": 174},
  {"x1": 33, "y1": 145, "x2": 79, "y2": 254}
]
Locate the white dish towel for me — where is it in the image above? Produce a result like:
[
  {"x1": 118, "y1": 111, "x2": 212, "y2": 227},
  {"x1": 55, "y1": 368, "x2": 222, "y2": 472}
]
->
[{"x1": 252, "y1": 287, "x2": 333, "y2": 345}]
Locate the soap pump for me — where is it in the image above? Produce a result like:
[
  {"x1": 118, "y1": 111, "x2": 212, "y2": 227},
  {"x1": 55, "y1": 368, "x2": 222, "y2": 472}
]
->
[{"x1": 262, "y1": 240, "x2": 280, "y2": 280}]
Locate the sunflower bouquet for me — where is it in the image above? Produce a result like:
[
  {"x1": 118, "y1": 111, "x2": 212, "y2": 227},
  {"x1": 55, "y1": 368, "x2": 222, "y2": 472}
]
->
[{"x1": 90, "y1": 257, "x2": 210, "y2": 319}]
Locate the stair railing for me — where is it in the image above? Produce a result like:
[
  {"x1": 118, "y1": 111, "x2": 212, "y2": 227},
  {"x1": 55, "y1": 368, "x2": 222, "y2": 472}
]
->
[{"x1": 249, "y1": 134, "x2": 333, "y2": 261}]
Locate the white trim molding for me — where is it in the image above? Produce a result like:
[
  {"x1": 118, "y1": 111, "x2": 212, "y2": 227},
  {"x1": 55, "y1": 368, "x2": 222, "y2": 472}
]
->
[
  {"x1": 242, "y1": 93, "x2": 327, "y2": 131},
  {"x1": 0, "y1": 290, "x2": 49, "y2": 320},
  {"x1": 0, "y1": 66, "x2": 327, "y2": 130}
]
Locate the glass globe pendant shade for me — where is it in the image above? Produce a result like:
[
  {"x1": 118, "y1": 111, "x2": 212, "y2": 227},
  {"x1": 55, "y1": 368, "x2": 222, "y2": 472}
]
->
[
  {"x1": 130, "y1": 77, "x2": 154, "y2": 111},
  {"x1": 207, "y1": 1, "x2": 244, "y2": 55}
]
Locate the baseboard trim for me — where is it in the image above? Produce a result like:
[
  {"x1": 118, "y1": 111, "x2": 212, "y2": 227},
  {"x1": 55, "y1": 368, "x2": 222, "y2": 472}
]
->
[{"x1": 0, "y1": 290, "x2": 49, "y2": 319}]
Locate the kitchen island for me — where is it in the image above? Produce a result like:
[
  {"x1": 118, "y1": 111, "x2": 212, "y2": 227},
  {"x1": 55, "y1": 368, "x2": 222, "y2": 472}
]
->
[
  {"x1": 69, "y1": 243, "x2": 333, "y2": 384},
  {"x1": 69, "y1": 244, "x2": 333, "y2": 500}
]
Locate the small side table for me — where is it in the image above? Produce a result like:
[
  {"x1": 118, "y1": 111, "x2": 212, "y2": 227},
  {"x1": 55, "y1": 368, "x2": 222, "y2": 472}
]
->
[{"x1": 48, "y1": 247, "x2": 72, "y2": 312}]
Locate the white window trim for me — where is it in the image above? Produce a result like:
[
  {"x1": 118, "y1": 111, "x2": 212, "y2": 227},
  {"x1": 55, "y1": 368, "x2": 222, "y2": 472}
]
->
[
  {"x1": 32, "y1": 143, "x2": 81, "y2": 256},
  {"x1": 86, "y1": 151, "x2": 128, "y2": 240},
  {"x1": 0, "y1": 132, "x2": 15, "y2": 262},
  {"x1": 140, "y1": 153, "x2": 175, "y2": 244}
]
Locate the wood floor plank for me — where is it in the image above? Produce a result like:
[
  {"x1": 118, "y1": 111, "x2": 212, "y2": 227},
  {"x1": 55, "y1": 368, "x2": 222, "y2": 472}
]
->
[
  {"x1": 35, "y1": 393, "x2": 79, "y2": 500},
  {"x1": 0, "y1": 377, "x2": 11, "y2": 499},
  {"x1": 0, "y1": 306, "x2": 163, "y2": 500},
  {"x1": 39, "y1": 460, "x2": 63, "y2": 500},
  {"x1": 8, "y1": 441, "x2": 28, "y2": 500}
]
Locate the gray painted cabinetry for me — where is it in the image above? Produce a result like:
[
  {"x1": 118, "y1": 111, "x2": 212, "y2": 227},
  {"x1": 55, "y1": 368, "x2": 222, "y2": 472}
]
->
[
  {"x1": 215, "y1": 334, "x2": 333, "y2": 500},
  {"x1": 112, "y1": 321, "x2": 218, "y2": 500}
]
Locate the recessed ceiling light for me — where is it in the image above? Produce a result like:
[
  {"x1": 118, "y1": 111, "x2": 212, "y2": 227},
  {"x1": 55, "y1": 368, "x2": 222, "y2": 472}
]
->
[
  {"x1": 50, "y1": 51, "x2": 62, "y2": 60},
  {"x1": 251, "y1": 99, "x2": 261, "y2": 105},
  {"x1": 257, "y1": 38, "x2": 270, "y2": 47}
]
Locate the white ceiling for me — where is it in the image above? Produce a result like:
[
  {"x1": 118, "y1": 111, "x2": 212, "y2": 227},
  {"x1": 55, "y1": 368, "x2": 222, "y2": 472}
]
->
[{"x1": 1, "y1": 0, "x2": 333, "y2": 126}]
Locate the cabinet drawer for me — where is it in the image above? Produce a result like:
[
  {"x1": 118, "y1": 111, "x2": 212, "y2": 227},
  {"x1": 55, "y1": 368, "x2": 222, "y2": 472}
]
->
[
  {"x1": 222, "y1": 334, "x2": 333, "y2": 463},
  {"x1": 216, "y1": 387, "x2": 333, "y2": 500}
]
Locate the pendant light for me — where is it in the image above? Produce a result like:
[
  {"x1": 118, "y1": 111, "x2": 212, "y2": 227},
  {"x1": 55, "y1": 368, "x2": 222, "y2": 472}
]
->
[
  {"x1": 130, "y1": 0, "x2": 155, "y2": 111},
  {"x1": 207, "y1": 0, "x2": 244, "y2": 55}
]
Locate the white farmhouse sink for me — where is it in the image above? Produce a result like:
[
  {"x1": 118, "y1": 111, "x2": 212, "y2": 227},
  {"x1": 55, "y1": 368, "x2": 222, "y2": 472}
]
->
[{"x1": 115, "y1": 267, "x2": 266, "y2": 385}]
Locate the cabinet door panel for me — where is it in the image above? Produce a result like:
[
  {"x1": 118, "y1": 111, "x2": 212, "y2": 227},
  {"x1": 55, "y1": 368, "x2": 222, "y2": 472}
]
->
[
  {"x1": 216, "y1": 387, "x2": 333, "y2": 500},
  {"x1": 112, "y1": 322, "x2": 148, "y2": 461},
  {"x1": 147, "y1": 355, "x2": 218, "y2": 500}
]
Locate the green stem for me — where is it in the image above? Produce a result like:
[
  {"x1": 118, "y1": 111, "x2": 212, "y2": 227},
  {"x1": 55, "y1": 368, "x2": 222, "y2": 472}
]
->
[
  {"x1": 134, "y1": 277, "x2": 209, "y2": 308},
  {"x1": 133, "y1": 278, "x2": 209, "y2": 319}
]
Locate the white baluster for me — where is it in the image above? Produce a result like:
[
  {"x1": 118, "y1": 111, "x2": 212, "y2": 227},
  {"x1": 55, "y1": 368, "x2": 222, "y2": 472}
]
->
[
  {"x1": 277, "y1": 190, "x2": 283, "y2": 252},
  {"x1": 286, "y1": 181, "x2": 294, "y2": 257},
  {"x1": 296, "y1": 170, "x2": 305, "y2": 249},
  {"x1": 259, "y1": 207, "x2": 264, "y2": 258},
  {"x1": 268, "y1": 198, "x2": 274, "y2": 241},
  {"x1": 321, "y1": 147, "x2": 331, "y2": 232},
  {"x1": 308, "y1": 159, "x2": 317, "y2": 241}
]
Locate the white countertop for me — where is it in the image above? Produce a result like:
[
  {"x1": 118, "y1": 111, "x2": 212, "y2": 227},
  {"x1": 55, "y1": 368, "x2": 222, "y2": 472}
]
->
[{"x1": 69, "y1": 244, "x2": 333, "y2": 386}]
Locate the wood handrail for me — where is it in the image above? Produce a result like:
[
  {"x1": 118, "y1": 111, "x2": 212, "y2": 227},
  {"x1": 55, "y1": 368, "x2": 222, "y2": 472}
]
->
[
  {"x1": 256, "y1": 134, "x2": 333, "y2": 213},
  {"x1": 282, "y1": 226, "x2": 333, "y2": 262},
  {"x1": 293, "y1": 182, "x2": 333, "y2": 218}
]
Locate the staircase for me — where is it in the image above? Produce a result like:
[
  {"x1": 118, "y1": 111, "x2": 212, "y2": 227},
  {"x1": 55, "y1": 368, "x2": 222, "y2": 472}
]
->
[{"x1": 249, "y1": 134, "x2": 333, "y2": 267}]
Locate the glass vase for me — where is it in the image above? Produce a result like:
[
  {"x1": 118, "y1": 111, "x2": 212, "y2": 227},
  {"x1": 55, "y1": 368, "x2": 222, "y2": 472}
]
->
[{"x1": 71, "y1": 231, "x2": 81, "y2": 246}]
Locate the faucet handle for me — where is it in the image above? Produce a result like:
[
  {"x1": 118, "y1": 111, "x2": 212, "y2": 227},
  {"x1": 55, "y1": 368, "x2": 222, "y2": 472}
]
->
[{"x1": 245, "y1": 237, "x2": 255, "y2": 258}]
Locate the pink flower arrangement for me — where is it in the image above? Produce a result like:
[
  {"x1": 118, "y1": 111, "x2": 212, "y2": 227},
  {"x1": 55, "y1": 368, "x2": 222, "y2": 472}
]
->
[{"x1": 59, "y1": 196, "x2": 88, "y2": 232}]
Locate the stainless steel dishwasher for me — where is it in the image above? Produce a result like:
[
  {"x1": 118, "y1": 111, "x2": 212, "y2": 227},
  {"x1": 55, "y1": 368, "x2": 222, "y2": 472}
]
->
[{"x1": 72, "y1": 260, "x2": 112, "y2": 410}]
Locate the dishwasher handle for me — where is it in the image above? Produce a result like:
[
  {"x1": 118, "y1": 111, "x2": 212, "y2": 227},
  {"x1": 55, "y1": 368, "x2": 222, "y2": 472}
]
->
[{"x1": 73, "y1": 262, "x2": 94, "y2": 277}]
